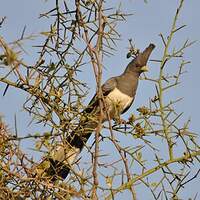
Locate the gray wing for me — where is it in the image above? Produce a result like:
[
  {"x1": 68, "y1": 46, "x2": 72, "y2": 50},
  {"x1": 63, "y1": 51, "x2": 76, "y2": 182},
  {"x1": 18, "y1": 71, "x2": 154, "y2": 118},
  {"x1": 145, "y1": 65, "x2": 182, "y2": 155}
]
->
[
  {"x1": 101, "y1": 77, "x2": 117, "y2": 96},
  {"x1": 84, "y1": 77, "x2": 117, "y2": 114}
]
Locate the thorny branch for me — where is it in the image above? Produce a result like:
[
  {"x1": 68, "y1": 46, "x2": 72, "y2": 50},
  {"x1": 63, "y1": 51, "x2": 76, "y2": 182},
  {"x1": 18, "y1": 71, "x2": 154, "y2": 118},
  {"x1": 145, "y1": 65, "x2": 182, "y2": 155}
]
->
[{"x1": 0, "y1": 0, "x2": 199, "y2": 199}]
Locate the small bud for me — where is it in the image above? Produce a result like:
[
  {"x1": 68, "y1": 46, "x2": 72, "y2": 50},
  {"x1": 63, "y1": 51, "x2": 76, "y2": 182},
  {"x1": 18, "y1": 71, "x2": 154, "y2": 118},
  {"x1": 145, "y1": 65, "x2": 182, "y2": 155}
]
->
[
  {"x1": 137, "y1": 106, "x2": 149, "y2": 115},
  {"x1": 128, "y1": 114, "x2": 136, "y2": 124},
  {"x1": 105, "y1": 176, "x2": 113, "y2": 188},
  {"x1": 135, "y1": 123, "x2": 145, "y2": 137}
]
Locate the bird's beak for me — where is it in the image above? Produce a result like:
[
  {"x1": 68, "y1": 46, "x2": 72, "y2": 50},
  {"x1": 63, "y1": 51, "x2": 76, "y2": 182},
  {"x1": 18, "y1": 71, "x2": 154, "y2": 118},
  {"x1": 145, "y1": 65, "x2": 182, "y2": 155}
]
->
[{"x1": 141, "y1": 65, "x2": 149, "y2": 72}]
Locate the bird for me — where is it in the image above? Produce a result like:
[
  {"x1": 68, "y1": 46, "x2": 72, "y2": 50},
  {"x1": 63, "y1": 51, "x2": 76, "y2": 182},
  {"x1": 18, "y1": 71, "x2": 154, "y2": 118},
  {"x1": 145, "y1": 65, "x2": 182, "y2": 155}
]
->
[{"x1": 42, "y1": 43, "x2": 155, "y2": 181}]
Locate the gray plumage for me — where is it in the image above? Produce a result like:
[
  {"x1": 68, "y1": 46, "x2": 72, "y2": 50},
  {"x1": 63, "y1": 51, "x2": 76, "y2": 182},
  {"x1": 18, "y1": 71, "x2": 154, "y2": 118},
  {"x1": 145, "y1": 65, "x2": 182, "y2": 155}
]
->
[{"x1": 44, "y1": 43, "x2": 155, "y2": 181}]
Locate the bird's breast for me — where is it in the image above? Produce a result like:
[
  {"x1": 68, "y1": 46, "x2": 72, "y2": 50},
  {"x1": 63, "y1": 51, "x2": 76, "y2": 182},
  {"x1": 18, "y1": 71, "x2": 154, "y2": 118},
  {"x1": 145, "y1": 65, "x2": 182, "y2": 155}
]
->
[{"x1": 105, "y1": 88, "x2": 133, "y2": 118}]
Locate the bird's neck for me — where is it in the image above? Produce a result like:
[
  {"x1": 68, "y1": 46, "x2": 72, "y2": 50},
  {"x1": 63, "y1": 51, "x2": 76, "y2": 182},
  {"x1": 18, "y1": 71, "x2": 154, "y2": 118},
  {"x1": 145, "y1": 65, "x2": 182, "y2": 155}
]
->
[{"x1": 123, "y1": 69, "x2": 140, "y2": 79}]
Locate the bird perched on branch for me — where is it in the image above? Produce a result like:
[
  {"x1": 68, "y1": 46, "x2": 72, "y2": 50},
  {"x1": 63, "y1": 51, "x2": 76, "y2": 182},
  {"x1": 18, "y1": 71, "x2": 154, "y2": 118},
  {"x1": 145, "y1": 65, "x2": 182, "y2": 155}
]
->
[{"x1": 41, "y1": 43, "x2": 155, "y2": 181}]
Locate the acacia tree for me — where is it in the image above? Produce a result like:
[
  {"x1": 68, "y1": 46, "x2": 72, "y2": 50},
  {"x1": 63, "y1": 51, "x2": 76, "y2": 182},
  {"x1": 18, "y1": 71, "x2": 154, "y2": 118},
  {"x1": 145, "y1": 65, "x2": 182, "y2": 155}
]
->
[{"x1": 0, "y1": 0, "x2": 199, "y2": 199}]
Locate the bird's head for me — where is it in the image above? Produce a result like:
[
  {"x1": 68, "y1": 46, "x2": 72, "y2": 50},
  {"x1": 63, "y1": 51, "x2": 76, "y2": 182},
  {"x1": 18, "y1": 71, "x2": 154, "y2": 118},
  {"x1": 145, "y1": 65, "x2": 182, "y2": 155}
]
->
[{"x1": 125, "y1": 43, "x2": 155, "y2": 75}]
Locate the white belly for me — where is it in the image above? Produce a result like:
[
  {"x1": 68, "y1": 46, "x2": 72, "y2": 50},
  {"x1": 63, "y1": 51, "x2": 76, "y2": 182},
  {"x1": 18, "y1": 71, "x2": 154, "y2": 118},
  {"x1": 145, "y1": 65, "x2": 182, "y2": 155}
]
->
[{"x1": 105, "y1": 88, "x2": 133, "y2": 117}]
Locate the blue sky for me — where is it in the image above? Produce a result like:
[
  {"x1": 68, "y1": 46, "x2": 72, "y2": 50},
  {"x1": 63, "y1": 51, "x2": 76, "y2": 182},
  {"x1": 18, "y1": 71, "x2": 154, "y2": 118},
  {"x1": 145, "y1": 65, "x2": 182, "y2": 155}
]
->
[{"x1": 0, "y1": 0, "x2": 199, "y2": 199}]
